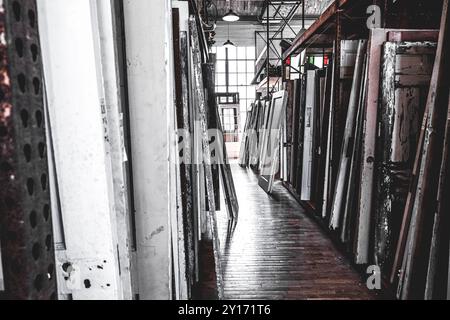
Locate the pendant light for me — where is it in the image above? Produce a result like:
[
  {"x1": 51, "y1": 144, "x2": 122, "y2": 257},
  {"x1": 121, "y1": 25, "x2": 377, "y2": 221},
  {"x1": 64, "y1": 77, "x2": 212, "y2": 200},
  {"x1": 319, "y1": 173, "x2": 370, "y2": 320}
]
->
[
  {"x1": 223, "y1": 23, "x2": 236, "y2": 49},
  {"x1": 222, "y1": 1, "x2": 240, "y2": 22},
  {"x1": 223, "y1": 9, "x2": 240, "y2": 22}
]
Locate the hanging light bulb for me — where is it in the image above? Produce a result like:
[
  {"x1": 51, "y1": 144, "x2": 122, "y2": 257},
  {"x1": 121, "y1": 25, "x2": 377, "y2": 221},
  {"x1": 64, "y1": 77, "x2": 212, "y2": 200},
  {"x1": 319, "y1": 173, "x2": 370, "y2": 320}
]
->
[
  {"x1": 222, "y1": 9, "x2": 240, "y2": 22},
  {"x1": 223, "y1": 22, "x2": 236, "y2": 49},
  {"x1": 223, "y1": 39, "x2": 236, "y2": 49}
]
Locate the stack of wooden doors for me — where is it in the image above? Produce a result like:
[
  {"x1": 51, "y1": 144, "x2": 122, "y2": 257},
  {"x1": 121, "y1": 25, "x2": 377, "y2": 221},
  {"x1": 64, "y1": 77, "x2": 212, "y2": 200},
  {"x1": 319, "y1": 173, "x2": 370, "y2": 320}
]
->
[{"x1": 281, "y1": 1, "x2": 450, "y2": 299}]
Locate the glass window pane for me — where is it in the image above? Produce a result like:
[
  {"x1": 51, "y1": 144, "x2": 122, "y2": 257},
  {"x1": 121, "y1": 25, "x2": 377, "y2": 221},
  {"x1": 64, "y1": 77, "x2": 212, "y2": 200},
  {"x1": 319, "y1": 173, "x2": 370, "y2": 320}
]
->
[
  {"x1": 237, "y1": 47, "x2": 246, "y2": 59},
  {"x1": 237, "y1": 74, "x2": 247, "y2": 86},
  {"x1": 218, "y1": 73, "x2": 226, "y2": 86},
  {"x1": 240, "y1": 100, "x2": 247, "y2": 113},
  {"x1": 229, "y1": 73, "x2": 237, "y2": 86},
  {"x1": 216, "y1": 60, "x2": 226, "y2": 73},
  {"x1": 247, "y1": 61, "x2": 255, "y2": 73},
  {"x1": 228, "y1": 61, "x2": 237, "y2": 73},
  {"x1": 217, "y1": 86, "x2": 227, "y2": 93},
  {"x1": 217, "y1": 46, "x2": 226, "y2": 59},
  {"x1": 247, "y1": 88, "x2": 256, "y2": 100},
  {"x1": 247, "y1": 47, "x2": 256, "y2": 60},
  {"x1": 229, "y1": 86, "x2": 238, "y2": 93},
  {"x1": 238, "y1": 86, "x2": 247, "y2": 100},
  {"x1": 237, "y1": 61, "x2": 246, "y2": 72},
  {"x1": 227, "y1": 46, "x2": 236, "y2": 59},
  {"x1": 211, "y1": 47, "x2": 217, "y2": 54},
  {"x1": 247, "y1": 73, "x2": 254, "y2": 84}
]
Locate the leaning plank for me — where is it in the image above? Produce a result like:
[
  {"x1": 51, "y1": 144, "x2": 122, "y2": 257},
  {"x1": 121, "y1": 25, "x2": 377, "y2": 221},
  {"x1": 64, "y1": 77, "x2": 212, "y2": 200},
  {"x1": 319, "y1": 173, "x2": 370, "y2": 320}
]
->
[
  {"x1": 389, "y1": 43, "x2": 442, "y2": 287},
  {"x1": 341, "y1": 54, "x2": 368, "y2": 244},
  {"x1": 355, "y1": 29, "x2": 388, "y2": 264},
  {"x1": 290, "y1": 80, "x2": 300, "y2": 186},
  {"x1": 295, "y1": 75, "x2": 307, "y2": 193},
  {"x1": 189, "y1": 17, "x2": 224, "y2": 299},
  {"x1": 322, "y1": 50, "x2": 336, "y2": 219},
  {"x1": 359, "y1": 29, "x2": 441, "y2": 267},
  {"x1": 203, "y1": 62, "x2": 221, "y2": 211},
  {"x1": 316, "y1": 63, "x2": 333, "y2": 216},
  {"x1": 375, "y1": 42, "x2": 436, "y2": 276},
  {"x1": 180, "y1": 30, "x2": 197, "y2": 294},
  {"x1": 301, "y1": 71, "x2": 318, "y2": 201},
  {"x1": 330, "y1": 40, "x2": 367, "y2": 230},
  {"x1": 172, "y1": 9, "x2": 189, "y2": 299},
  {"x1": 394, "y1": 103, "x2": 429, "y2": 292},
  {"x1": 399, "y1": 1, "x2": 450, "y2": 299},
  {"x1": 425, "y1": 92, "x2": 450, "y2": 299}
]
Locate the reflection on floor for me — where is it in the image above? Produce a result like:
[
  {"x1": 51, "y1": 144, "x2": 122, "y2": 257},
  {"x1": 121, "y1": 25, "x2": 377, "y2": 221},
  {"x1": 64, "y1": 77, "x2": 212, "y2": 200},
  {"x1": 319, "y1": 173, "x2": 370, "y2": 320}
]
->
[{"x1": 214, "y1": 165, "x2": 376, "y2": 300}]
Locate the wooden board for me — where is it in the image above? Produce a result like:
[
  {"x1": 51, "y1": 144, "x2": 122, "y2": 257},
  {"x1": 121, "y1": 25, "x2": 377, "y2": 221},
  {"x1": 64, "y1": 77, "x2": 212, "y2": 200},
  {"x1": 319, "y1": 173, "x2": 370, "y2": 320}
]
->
[
  {"x1": 330, "y1": 40, "x2": 367, "y2": 230},
  {"x1": 295, "y1": 75, "x2": 307, "y2": 193},
  {"x1": 375, "y1": 41, "x2": 436, "y2": 277},
  {"x1": 300, "y1": 70, "x2": 319, "y2": 201},
  {"x1": 341, "y1": 54, "x2": 368, "y2": 245},
  {"x1": 358, "y1": 29, "x2": 442, "y2": 266},
  {"x1": 398, "y1": 1, "x2": 450, "y2": 299},
  {"x1": 203, "y1": 62, "x2": 221, "y2": 211},
  {"x1": 289, "y1": 80, "x2": 301, "y2": 187},
  {"x1": 425, "y1": 92, "x2": 450, "y2": 299},
  {"x1": 172, "y1": 9, "x2": 190, "y2": 299},
  {"x1": 321, "y1": 47, "x2": 336, "y2": 219}
]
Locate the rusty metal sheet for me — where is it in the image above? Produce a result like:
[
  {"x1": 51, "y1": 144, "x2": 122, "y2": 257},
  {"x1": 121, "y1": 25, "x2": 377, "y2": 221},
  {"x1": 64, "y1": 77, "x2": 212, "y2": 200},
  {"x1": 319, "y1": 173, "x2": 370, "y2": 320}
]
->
[{"x1": 0, "y1": 0, "x2": 56, "y2": 299}]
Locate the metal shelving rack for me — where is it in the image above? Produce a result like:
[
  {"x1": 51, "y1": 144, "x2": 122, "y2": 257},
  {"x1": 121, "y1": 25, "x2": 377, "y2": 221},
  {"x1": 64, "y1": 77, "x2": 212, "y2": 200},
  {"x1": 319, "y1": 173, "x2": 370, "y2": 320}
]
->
[{"x1": 253, "y1": 0, "x2": 305, "y2": 100}]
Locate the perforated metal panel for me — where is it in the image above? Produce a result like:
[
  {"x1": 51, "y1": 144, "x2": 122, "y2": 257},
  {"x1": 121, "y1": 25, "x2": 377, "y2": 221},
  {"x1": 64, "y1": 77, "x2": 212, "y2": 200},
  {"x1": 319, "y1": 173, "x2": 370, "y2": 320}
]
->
[{"x1": 0, "y1": 0, "x2": 56, "y2": 300}]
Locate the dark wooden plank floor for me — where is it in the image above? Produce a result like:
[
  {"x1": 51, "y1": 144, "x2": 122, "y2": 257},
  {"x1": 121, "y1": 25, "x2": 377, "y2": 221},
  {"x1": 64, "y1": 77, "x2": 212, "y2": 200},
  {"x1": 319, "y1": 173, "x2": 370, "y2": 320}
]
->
[{"x1": 213, "y1": 165, "x2": 377, "y2": 300}]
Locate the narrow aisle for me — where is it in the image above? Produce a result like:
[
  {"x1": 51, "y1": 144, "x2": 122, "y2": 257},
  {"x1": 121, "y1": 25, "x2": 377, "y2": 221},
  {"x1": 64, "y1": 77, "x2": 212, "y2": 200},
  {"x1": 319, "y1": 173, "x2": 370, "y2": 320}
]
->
[{"x1": 216, "y1": 165, "x2": 376, "y2": 300}]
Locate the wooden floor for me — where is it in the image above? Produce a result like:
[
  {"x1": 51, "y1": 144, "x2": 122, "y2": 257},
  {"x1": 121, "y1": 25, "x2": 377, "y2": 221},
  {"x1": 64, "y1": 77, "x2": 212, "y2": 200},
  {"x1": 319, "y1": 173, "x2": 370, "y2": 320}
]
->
[{"x1": 213, "y1": 165, "x2": 377, "y2": 300}]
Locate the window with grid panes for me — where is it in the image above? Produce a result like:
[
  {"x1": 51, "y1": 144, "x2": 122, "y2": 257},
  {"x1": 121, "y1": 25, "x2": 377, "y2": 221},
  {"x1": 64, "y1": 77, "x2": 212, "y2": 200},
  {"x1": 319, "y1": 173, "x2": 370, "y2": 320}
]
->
[{"x1": 211, "y1": 46, "x2": 256, "y2": 139}]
